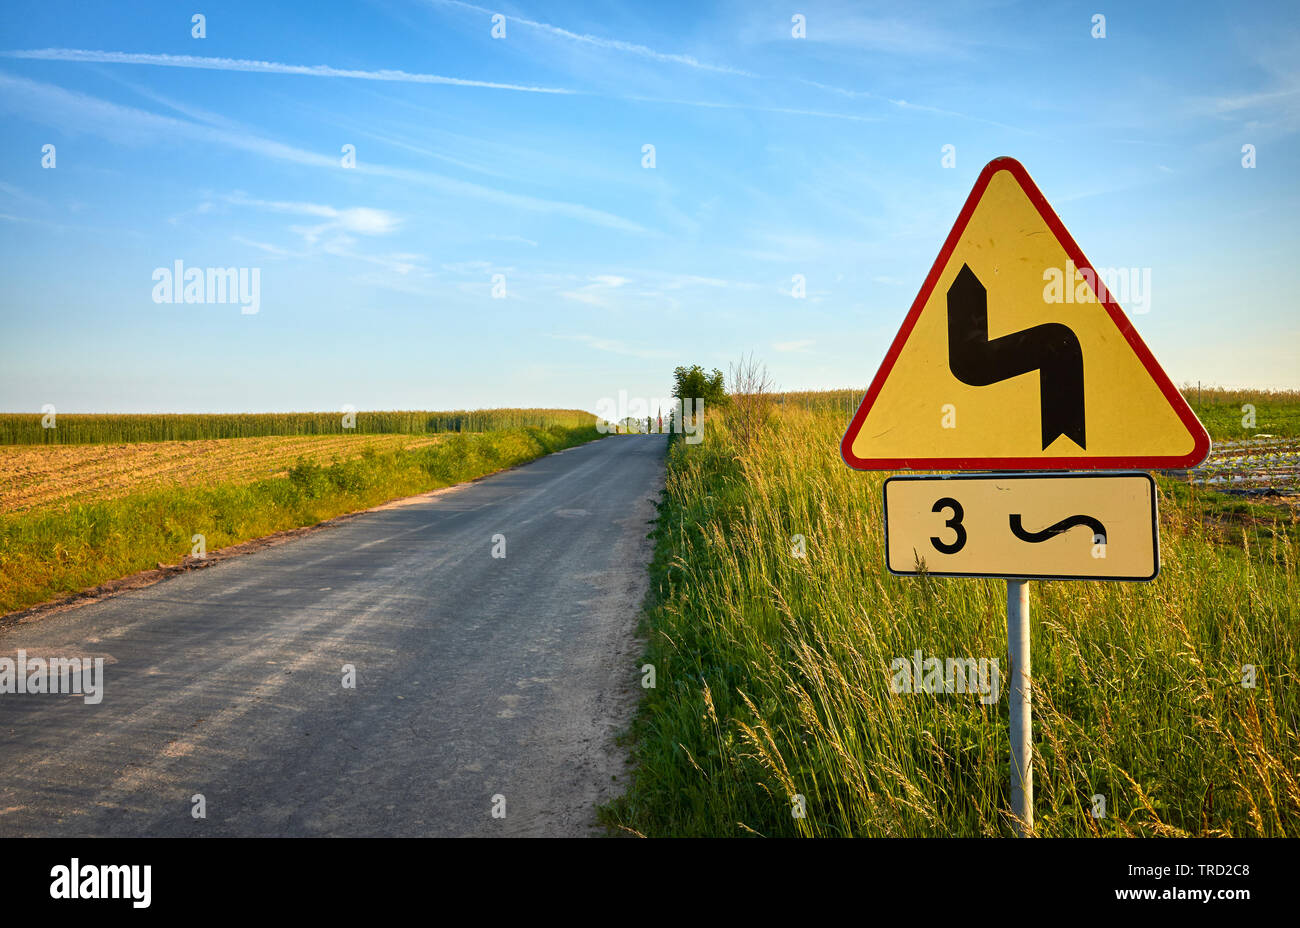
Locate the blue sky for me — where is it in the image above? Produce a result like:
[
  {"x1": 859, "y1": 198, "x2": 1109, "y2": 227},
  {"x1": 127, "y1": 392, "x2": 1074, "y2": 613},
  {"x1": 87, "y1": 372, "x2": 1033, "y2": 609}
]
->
[{"x1": 1, "y1": 0, "x2": 1296, "y2": 413}]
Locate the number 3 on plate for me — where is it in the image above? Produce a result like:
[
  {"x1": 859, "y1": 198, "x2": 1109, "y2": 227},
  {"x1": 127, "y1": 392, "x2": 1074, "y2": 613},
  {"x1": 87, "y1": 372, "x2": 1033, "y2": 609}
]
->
[{"x1": 930, "y1": 497, "x2": 967, "y2": 554}]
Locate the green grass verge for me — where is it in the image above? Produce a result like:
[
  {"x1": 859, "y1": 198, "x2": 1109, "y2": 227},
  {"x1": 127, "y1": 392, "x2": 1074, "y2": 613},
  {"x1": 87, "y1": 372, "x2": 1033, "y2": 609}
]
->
[
  {"x1": 0, "y1": 425, "x2": 603, "y2": 616},
  {"x1": 602, "y1": 406, "x2": 1298, "y2": 837}
]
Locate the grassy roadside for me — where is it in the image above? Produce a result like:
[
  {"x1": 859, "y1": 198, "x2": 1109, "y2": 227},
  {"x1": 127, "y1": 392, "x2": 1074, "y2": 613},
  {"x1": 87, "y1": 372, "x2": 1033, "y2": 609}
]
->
[
  {"x1": 0, "y1": 425, "x2": 603, "y2": 616},
  {"x1": 603, "y1": 405, "x2": 1298, "y2": 837}
]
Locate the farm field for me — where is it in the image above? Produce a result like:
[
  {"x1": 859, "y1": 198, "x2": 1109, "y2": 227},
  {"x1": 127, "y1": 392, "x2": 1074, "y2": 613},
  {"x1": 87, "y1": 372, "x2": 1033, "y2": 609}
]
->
[
  {"x1": 1190, "y1": 436, "x2": 1300, "y2": 502},
  {"x1": 0, "y1": 434, "x2": 443, "y2": 514},
  {"x1": 0, "y1": 408, "x2": 597, "y2": 444},
  {"x1": 0, "y1": 422, "x2": 604, "y2": 616},
  {"x1": 605, "y1": 389, "x2": 1298, "y2": 837}
]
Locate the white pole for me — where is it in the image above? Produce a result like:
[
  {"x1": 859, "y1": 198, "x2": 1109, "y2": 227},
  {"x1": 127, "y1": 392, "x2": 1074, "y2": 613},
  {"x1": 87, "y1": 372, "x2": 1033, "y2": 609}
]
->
[{"x1": 1007, "y1": 579, "x2": 1032, "y2": 836}]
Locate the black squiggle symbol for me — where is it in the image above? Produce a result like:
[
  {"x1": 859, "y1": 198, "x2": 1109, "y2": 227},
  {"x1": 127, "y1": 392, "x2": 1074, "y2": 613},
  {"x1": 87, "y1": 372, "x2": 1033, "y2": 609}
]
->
[
  {"x1": 947, "y1": 264, "x2": 1086, "y2": 449},
  {"x1": 1009, "y1": 513, "x2": 1107, "y2": 544}
]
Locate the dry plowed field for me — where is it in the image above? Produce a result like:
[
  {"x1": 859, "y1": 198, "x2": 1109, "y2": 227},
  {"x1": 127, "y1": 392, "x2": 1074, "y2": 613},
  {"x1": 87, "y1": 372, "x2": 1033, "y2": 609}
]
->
[{"x1": 0, "y1": 434, "x2": 441, "y2": 514}]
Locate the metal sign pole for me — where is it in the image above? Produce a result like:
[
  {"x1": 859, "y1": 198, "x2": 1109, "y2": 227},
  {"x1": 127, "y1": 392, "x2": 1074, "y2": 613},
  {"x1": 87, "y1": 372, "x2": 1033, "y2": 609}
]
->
[{"x1": 1006, "y1": 579, "x2": 1032, "y2": 836}]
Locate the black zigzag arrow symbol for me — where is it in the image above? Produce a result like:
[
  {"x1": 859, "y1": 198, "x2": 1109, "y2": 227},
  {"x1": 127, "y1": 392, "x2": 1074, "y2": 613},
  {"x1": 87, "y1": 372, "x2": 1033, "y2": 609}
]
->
[
  {"x1": 1009, "y1": 513, "x2": 1107, "y2": 543},
  {"x1": 946, "y1": 264, "x2": 1086, "y2": 450}
]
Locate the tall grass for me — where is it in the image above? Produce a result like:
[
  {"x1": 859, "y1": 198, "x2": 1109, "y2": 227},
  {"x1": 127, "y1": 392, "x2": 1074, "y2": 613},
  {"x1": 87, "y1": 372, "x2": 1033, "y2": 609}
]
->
[
  {"x1": 1177, "y1": 386, "x2": 1300, "y2": 440},
  {"x1": 605, "y1": 403, "x2": 1298, "y2": 837},
  {"x1": 0, "y1": 425, "x2": 603, "y2": 616},
  {"x1": 0, "y1": 408, "x2": 597, "y2": 445}
]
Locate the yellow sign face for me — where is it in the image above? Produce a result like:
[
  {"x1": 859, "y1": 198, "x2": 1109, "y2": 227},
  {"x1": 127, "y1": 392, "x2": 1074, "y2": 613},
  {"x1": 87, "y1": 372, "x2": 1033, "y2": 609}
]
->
[
  {"x1": 842, "y1": 157, "x2": 1210, "y2": 471},
  {"x1": 884, "y1": 473, "x2": 1158, "y2": 581}
]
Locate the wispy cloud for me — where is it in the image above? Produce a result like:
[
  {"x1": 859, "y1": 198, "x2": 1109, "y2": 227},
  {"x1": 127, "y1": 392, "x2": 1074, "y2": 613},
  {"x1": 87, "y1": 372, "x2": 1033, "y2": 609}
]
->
[
  {"x1": 441, "y1": 260, "x2": 496, "y2": 274},
  {"x1": 227, "y1": 197, "x2": 426, "y2": 285},
  {"x1": 426, "y1": 0, "x2": 755, "y2": 77},
  {"x1": 0, "y1": 181, "x2": 44, "y2": 206},
  {"x1": 232, "y1": 235, "x2": 305, "y2": 258},
  {"x1": 335, "y1": 125, "x2": 520, "y2": 181},
  {"x1": 2, "y1": 46, "x2": 965, "y2": 128},
  {"x1": 96, "y1": 69, "x2": 250, "y2": 130},
  {"x1": 1204, "y1": 86, "x2": 1300, "y2": 113},
  {"x1": 424, "y1": 0, "x2": 1015, "y2": 130},
  {"x1": 795, "y1": 78, "x2": 1030, "y2": 132},
  {"x1": 487, "y1": 234, "x2": 539, "y2": 247},
  {"x1": 320, "y1": 239, "x2": 430, "y2": 278},
  {"x1": 0, "y1": 72, "x2": 650, "y2": 235},
  {"x1": 560, "y1": 275, "x2": 631, "y2": 306},
  {"x1": 551, "y1": 334, "x2": 674, "y2": 359},
  {"x1": 773, "y1": 339, "x2": 815, "y2": 352},
  {"x1": 226, "y1": 194, "x2": 401, "y2": 238},
  {"x1": 660, "y1": 274, "x2": 759, "y2": 291},
  {"x1": 1193, "y1": 85, "x2": 1300, "y2": 132},
  {"x1": 629, "y1": 94, "x2": 880, "y2": 123},
  {"x1": 2, "y1": 48, "x2": 577, "y2": 94},
  {"x1": 737, "y1": 8, "x2": 1018, "y2": 59}
]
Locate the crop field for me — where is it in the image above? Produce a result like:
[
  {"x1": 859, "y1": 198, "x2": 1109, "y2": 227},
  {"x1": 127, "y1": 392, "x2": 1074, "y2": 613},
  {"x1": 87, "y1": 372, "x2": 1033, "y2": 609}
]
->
[
  {"x1": 606, "y1": 391, "x2": 1298, "y2": 837},
  {"x1": 0, "y1": 408, "x2": 597, "y2": 444},
  {"x1": 1188, "y1": 436, "x2": 1300, "y2": 502},
  {"x1": 0, "y1": 423, "x2": 604, "y2": 616},
  {"x1": 0, "y1": 434, "x2": 444, "y2": 514}
]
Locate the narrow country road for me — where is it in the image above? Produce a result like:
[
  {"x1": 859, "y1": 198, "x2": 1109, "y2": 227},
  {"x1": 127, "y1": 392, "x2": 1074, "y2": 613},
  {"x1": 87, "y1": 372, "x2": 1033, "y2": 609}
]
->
[{"x1": 0, "y1": 435, "x2": 666, "y2": 837}]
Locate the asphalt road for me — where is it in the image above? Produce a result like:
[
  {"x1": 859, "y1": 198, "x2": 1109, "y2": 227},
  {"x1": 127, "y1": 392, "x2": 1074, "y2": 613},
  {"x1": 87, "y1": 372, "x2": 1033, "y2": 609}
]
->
[{"x1": 0, "y1": 435, "x2": 665, "y2": 837}]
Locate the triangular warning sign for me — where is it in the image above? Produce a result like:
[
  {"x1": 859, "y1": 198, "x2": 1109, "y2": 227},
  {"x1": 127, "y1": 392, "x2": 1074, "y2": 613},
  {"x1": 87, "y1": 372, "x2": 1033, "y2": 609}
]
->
[{"x1": 841, "y1": 157, "x2": 1210, "y2": 471}]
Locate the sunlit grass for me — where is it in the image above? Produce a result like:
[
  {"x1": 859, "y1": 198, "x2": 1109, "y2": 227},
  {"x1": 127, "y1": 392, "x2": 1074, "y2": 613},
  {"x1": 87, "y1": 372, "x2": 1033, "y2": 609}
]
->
[{"x1": 605, "y1": 401, "x2": 1298, "y2": 837}]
